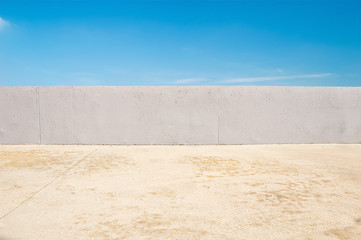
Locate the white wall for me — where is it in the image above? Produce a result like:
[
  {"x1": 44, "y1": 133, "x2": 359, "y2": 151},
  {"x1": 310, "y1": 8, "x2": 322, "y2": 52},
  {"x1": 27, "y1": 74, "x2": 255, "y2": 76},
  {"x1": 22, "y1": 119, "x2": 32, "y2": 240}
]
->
[
  {"x1": 0, "y1": 87, "x2": 40, "y2": 144},
  {"x1": 0, "y1": 86, "x2": 360, "y2": 144}
]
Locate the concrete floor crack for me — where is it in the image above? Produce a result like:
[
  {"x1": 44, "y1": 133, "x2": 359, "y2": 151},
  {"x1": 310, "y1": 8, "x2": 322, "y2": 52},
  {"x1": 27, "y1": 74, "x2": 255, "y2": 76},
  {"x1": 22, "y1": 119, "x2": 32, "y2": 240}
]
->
[{"x1": 0, "y1": 149, "x2": 98, "y2": 221}]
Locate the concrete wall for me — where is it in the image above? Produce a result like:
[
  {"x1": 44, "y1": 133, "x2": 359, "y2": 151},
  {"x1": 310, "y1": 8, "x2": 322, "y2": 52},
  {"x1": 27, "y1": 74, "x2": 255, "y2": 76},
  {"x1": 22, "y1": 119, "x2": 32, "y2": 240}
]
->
[
  {"x1": 39, "y1": 87, "x2": 218, "y2": 144},
  {"x1": 218, "y1": 87, "x2": 361, "y2": 144},
  {"x1": 0, "y1": 87, "x2": 40, "y2": 144},
  {"x1": 0, "y1": 86, "x2": 360, "y2": 144}
]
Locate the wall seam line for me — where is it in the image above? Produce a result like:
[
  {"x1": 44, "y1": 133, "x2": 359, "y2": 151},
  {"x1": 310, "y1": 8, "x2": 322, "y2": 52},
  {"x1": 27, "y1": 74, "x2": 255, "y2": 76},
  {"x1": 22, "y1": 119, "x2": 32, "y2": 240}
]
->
[
  {"x1": 71, "y1": 87, "x2": 74, "y2": 144},
  {"x1": 37, "y1": 86, "x2": 42, "y2": 144},
  {"x1": 217, "y1": 87, "x2": 220, "y2": 144}
]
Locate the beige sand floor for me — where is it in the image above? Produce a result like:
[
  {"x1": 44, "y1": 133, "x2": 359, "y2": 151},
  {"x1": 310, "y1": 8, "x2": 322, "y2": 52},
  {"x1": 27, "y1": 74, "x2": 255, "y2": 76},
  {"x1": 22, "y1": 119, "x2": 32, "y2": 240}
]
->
[{"x1": 0, "y1": 144, "x2": 360, "y2": 240}]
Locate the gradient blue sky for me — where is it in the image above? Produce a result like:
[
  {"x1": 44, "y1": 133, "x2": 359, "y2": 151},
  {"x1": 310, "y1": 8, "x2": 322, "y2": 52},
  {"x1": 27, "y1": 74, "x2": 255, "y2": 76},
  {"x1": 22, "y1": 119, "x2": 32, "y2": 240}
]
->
[{"x1": 0, "y1": 0, "x2": 360, "y2": 86}]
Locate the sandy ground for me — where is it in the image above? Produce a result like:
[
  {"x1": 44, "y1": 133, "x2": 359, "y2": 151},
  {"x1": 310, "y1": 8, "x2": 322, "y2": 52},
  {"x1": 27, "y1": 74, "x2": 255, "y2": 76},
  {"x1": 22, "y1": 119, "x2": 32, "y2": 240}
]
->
[{"x1": 0, "y1": 144, "x2": 360, "y2": 240}]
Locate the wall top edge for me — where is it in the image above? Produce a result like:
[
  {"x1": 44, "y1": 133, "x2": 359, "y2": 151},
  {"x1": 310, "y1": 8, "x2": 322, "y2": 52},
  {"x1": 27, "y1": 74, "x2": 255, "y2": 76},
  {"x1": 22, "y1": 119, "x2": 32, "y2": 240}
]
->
[{"x1": 1, "y1": 86, "x2": 361, "y2": 89}]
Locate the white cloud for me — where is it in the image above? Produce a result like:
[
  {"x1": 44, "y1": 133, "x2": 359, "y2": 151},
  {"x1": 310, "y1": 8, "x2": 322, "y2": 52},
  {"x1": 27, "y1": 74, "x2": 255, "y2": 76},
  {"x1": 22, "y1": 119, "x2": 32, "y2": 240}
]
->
[
  {"x1": 0, "y1": 17, "x2": 9, "y2": 30},
  {"x1": 345, "y1": 73, "x2": 358, "y2": 77},
  {"x1": 75, "y1": 77, "x2": 102, "y2": 86},
  {"x1": 172, "y1": 78, "x2": 205, "y2": 84},
  {"x1": 73, "y1": 72, "x2": 97, "y2": 77},
  {"x1": 276, "y1": 68, "x2": 284, "y2": 73},
  {"x1": 221, "y1": 73, "x2": 335, "y2": 83}
]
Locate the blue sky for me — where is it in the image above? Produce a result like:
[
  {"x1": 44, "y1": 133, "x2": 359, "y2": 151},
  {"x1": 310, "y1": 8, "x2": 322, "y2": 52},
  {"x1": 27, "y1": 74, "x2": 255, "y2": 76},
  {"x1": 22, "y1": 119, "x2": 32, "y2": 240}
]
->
[{"x1": 0, "y1": 0, "x2": 360, "y2": 86}]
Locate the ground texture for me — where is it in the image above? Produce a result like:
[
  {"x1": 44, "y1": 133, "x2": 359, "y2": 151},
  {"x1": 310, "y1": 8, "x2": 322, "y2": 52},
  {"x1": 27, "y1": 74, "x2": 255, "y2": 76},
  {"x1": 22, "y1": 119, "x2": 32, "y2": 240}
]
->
[{"x1": 0, "y1": 144, "x2": 360, "y2": 240}]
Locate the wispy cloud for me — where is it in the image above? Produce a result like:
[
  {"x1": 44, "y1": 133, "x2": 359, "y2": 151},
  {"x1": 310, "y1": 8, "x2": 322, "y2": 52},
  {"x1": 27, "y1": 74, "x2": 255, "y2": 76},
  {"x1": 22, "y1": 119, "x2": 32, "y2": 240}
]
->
[
  {"x1": 73, "y1": 72, "x2": 97, "y2": 77},
  {"x1": 75, "y1": 77, "x2": 102, "y2": 86},
  {"x1": 71, "y1": 72, "x2": 102, "y2": 85},
  {"x1": 0, "y1": 17, "x2": 9, "y2": 30},
  {"x1": 171, "y1": 78, "x2": 205, "y2": 84},
  {"x1": 221, "y1": 73, "x2": 335, "y2": 83},
  {"x1": 345, "y1": 73, "x2": 358, "y2": 77}
]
